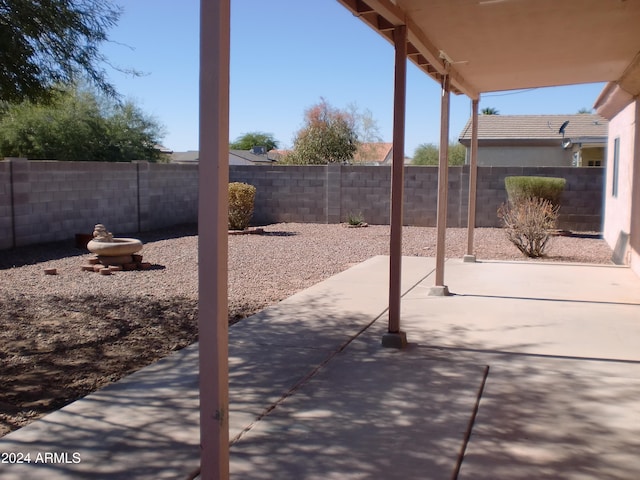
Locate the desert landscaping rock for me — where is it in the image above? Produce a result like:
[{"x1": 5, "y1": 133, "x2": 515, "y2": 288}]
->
[{"x1": 0, "y1": 223, "x2": 614, "y2": 437}]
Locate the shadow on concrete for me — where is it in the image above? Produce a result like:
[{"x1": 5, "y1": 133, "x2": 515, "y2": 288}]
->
[
  {"x1": 393, "y1": 326, "x2": 640, "y2": 480},
  {"x1": 0, "y1": 349, "x2": 200, "y2": 479}
]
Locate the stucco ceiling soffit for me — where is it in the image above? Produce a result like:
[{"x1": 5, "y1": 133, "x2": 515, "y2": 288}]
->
[{"x1": 618, "y1": 50, "x2": 640, "y2": 97}]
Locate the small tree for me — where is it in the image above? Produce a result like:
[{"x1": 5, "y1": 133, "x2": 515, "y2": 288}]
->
[
  {"x1": 0, "y1": 84, "x2": 165, "y2": 161},
  {"x1": 412, "y1": 142, "x2": 466, "y2": 166},
  {"x1": 287, "y1": 98, "x2": 358, "y2": 164},
  {"x1": 228, "y1": 182, "x2": 256, "y2": 230},
  {"x1": 230, "y1": 132, "x2": 278, "y2": 151},
  {"x1": 481, "y1": 107, "x2": 499, "y2": 115}
]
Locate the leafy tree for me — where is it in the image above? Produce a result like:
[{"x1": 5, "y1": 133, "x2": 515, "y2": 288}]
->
[
  {"x1": 481, "y1": 107, "x2": 499, "y2": 115},
  {"x1": 285, "y1": 98, "x2": 358, "y2": 165},
  {"x1": 448, "y1": 142, "x2": 466, "y2": 165},
  {"x1": 577, "y1": 107, "x2": 593, "y2": 114},
  {"x1": 412, "y1": 142, "x2": 466, "y2": 166},
  {"x1": 348, "y1": 103, "x2": 382, "y2": 143},
  {"x1": 0, "y1": 0, "x2": 122, "y2": 103},
  {"x1": 0, "y1": 84, "x2": 166, "y2": 161},
  {"x1": 229, "y1": 132, "x2": 278, "y2": 151},
  {"x1": 412, "y1": 143, "x2": 439, "y2": 165}
]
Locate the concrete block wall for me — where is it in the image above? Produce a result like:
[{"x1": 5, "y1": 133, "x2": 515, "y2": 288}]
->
[
  {"x1": 0, "y1": 159, "x2": 604, "y2": 250},
  {"x1": 0, "y1": 159, "x2": 199, "y2": 249},
  {"x1": 141, "y1": 162, "x2": 199, "y2": 230},
  {"x1": 5, "y1": 159, "x2": 139, "y2": 246},
  {"x1": 474, "y1": 166, "x2": 604, "y2": 231},
  {"x1": 230, "y1": 164, "x2": 604, "y2": 231},
  {"x1": 229, "y1": 165, "x2": 327, "y2": 224},
  {"x1": 0, "y1": 161, "x2": 12, "y2": 249},
  {"x1": 340, "y1": 166, "x2": 391, "y2": 224}
]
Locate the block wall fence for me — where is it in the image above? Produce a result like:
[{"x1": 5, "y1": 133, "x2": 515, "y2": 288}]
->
[
  {"x1": 230, "y1": 164, "x2": 604, "y2": 232},
  {"x1": 0, "y1": 158, "x2": 603, "y2": 249}
]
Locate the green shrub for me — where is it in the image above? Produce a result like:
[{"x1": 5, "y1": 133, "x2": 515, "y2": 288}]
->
[
  {"x1": 347, "y1": 211, "x2": 366, "y2": 226},
  {"x1": 498, "y1": 197, "x2": 559, "y2": 258},
  {"x1": 228, "y1": 182, "x2": 256, "y2": 230},
  {"x1": 505, "y1": 176, "x2": 566, "y2": 207}
]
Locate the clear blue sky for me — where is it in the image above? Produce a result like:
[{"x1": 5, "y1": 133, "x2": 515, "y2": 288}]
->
[{"x1": 102, "y1": 0, "x2": 606, "y2": 156}]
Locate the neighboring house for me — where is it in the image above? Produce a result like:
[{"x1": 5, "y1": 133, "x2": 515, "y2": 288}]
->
[
  {"x1": 170, "y1": 150, "x2": 200, "y2": 163},
  {"x1": 170, "y1": 146, "x2": 277, "y2": 165},
  {"x1": 458, "y1": 114, "x2": 608, "y2": 167},
  {"x1": 352, "y1": 142, "x2": 393, "y2": 165},
  {"x1": 229, "y1": 147, "x2": 277, "y2": 165},
  {"x1": 595, "y1": 84, "x2": 640, "y2": 275}
]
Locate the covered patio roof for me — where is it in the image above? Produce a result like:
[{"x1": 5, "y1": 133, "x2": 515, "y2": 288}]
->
[{"x1": 338, "y1": 0, "x2": 640, "y2": 98}]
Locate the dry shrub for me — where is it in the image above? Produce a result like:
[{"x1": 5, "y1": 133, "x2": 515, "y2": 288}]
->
[
  {"x1": 498, "y1": 197, "x2": 559, "y2": 258},
  {"x1": 228, "y1": 182, "x2": 256, "y2": 230}
]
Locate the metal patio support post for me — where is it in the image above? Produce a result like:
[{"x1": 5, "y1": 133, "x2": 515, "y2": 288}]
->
[
  {"x1": 382, "y1": 24, "x2": 408, "y2": 349},
  {"x1": 431, "y1": 73, "x2": 451, "y2": 296},
  {"x1": 464, "y1": 97, "x2": 480, "y2": 262},
  {"x1": 198, "y1": 0, "x2": 230, "y2": 478}
]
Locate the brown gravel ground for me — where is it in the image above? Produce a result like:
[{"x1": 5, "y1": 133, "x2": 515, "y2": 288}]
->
[{"x1": 0, "y1": 223, "x2": 614, "y2": 437}]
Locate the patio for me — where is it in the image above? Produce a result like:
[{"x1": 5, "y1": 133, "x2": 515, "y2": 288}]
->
[{"x1": 1, "y1": 255, "x2": 639, "y2": 479}]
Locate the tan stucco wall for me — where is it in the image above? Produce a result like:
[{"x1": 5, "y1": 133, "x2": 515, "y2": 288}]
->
[
  {"x1": 603, "y1": 101, "x2": 637, "y2": 270},
  {"x1": 476, "y1": 146, "x2": 573, "y2": 167}
]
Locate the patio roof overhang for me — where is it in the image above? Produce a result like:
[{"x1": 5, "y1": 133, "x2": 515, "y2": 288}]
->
[{"x1": 338, "y1": 0, "x2": 640, "y2": 98}]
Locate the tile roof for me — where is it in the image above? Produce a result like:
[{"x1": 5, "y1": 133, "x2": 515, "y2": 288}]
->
[
  {"x1": 458, "y1": 114, "x2": 608, "y2": 141},
  {"x1": 352, "y1": 142, "x2": 393, "y2": 164}
]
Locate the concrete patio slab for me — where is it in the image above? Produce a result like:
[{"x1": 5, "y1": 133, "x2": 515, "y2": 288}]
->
[
  {"x1": 444, "y1": 259, "x2": 640, "y2": 304},
  {"x1": 1, "y1": 255, "x2": 638, "y2": 479},
  {"x1": 230, "y1": 345, "x2": 487, "y2": 480},
  {"x1": 458, "y1": 356, "x2": 640, "y2": 480},
  {"x1": 387, "y1": 258, "x2": 640, "y2": 480}
]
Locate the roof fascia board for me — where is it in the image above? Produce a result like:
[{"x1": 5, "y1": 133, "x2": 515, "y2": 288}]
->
[{"x1": 338, "y1": 0, "x2": 478, "y2": 99}]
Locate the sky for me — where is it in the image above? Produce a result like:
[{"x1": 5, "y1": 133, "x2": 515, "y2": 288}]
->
[{"x1": 101, "y1": 0, "x2": 606, "y2": 156}]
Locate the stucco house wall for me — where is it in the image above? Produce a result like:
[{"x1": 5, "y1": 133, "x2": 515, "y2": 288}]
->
[
  {"x1": 474, "y1": 145, "x2": 573, "y2": 167},
  {"x1": 598, "y1": 92, "x2": 640, "y2": 276}
]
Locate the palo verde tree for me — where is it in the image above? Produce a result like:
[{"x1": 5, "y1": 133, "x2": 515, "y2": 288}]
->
[
  {"x1": 285, "y1": 98, "x2": 358, "y2": 164},
  {"x1": 412, "y1": 142, "x2": 466, "y2": 166},
  {"x1": 0, "y1": 83, "x2": 166, "y2": 161},
  {"x1": 0, "y1": 0, "x2": 122, "y2": 103},
  {"x1": 229, "y1": 132, "x2": 279, "y2": 151}
]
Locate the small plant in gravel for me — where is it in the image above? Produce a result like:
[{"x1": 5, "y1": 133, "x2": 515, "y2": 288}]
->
[
  {"x1": 228, "y1": 182, "x2": 256, "y2": 230},
  {"x1": 346, "y1": 211, "x2": 368, "y2": 227},
  {"x1": 498, "y1": 197, "x2": 559, "y2": 258}
]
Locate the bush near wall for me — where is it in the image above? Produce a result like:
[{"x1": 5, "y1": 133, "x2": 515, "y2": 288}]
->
[
  {"x1": 505, "y1": 176, "x2": 566, "y2": 206},
  {"x1": 228, "y1": 182, "x2": 256, "y2": 230},
  {"x1": 500, "y1": 175, "x2": 565, "y2": 258}
]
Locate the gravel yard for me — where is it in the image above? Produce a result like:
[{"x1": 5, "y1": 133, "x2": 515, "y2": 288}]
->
[{"x1": 0, "y1": 223, "x2": 614, "y2": 436}]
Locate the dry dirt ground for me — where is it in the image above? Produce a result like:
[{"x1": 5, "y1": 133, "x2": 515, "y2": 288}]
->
[{"x1": 0, "y1": 223, "x2": 614, "y2": 437}]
